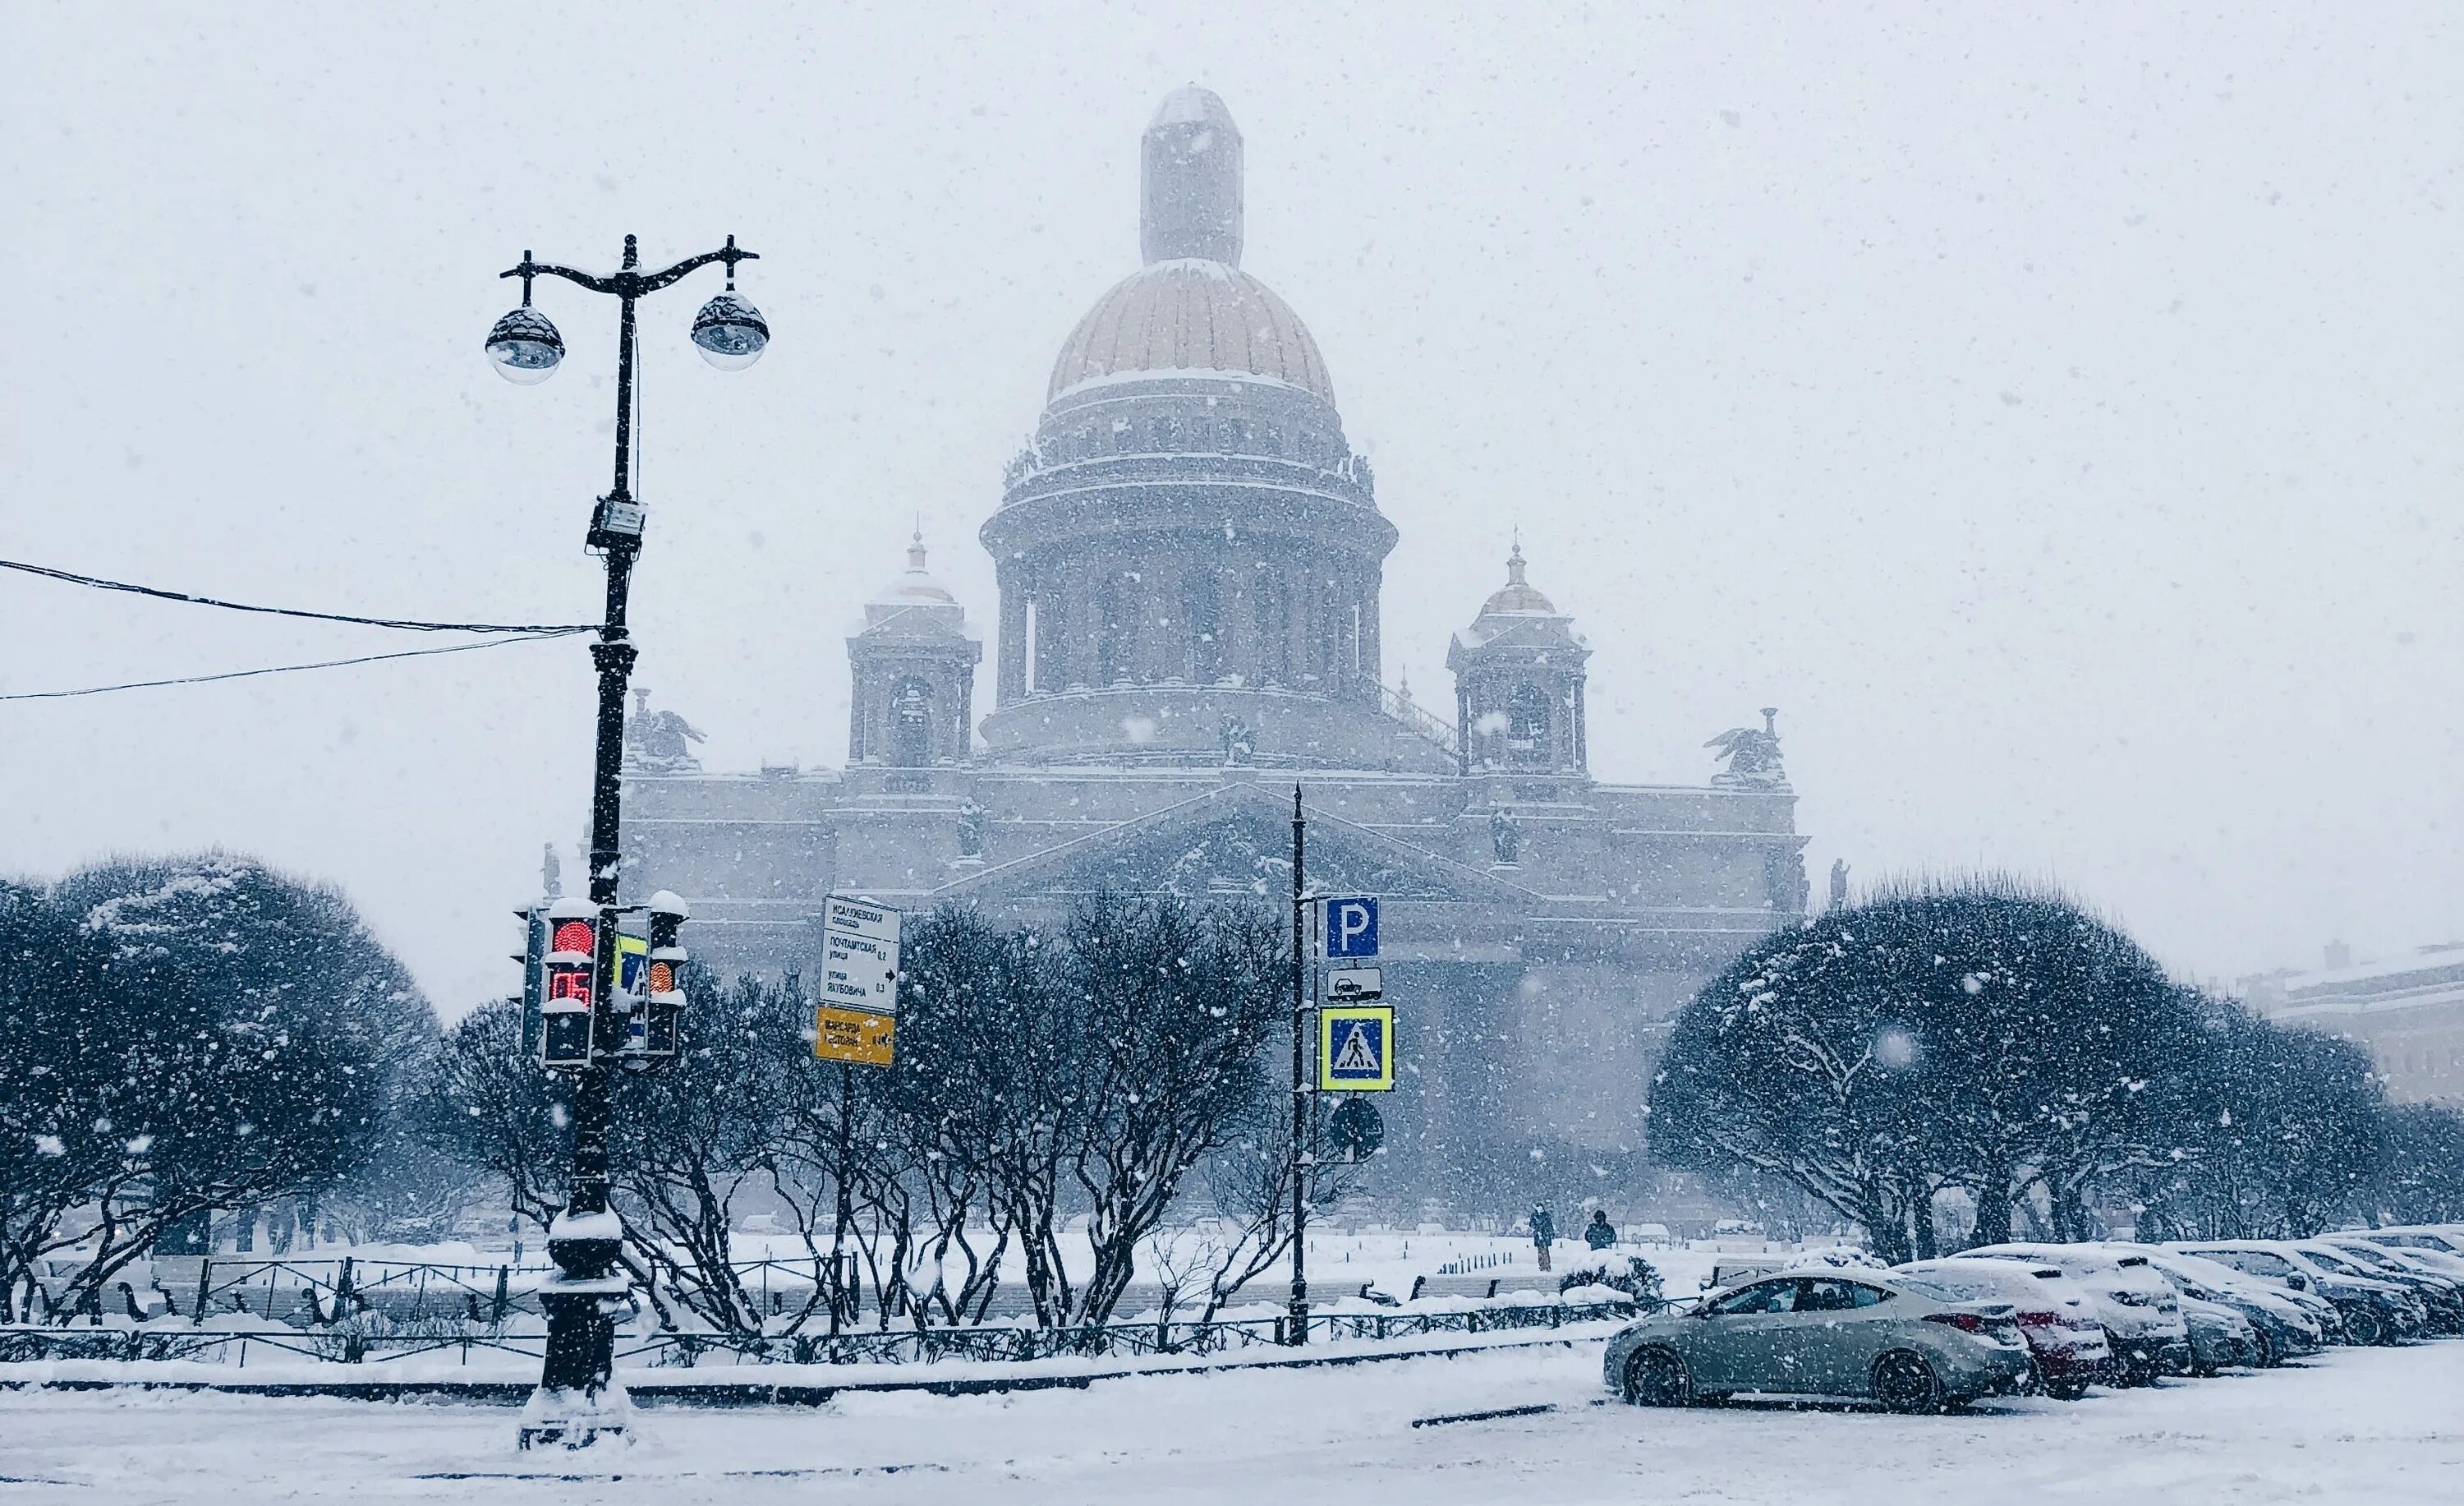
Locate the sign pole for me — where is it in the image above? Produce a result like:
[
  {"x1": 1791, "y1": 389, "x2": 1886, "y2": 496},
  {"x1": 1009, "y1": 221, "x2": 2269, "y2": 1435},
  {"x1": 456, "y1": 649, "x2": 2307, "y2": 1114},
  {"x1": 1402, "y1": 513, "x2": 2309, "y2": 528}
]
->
[{"x1": 1289, "y1": 783, "x2": 1309, "y2": 1345}]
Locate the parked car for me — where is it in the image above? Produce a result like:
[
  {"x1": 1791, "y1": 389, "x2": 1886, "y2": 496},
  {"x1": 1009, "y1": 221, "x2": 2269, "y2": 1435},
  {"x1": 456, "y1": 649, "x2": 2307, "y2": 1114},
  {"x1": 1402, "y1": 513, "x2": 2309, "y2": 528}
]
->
[
  {"x1": 1964, "y1": 1244, "x2": 2190, "y2": 1384},
  {"x1": 2339, "y1": 1225, "x2": 2464, "y2": 1260},
  {"x1": 2175, "y1": 1293, "x2": 2261, "y2": 1374},
  {"x1": 1603, "y1": 1269, "x2": 2034, "y2": 1412},
  {"x1": 2299, "y1": 1239, "x2": 2464, "y2": 1334},
  {"x1": 1894, "y1": 1258, "x2": 2112, "y2": 1399},
  {"x1": 2168, "y1": 1240, "x2": 2424, "y2": 1346},
  {"x1": 2140, "y1": 1250, "x2": 2327, "y2": 1365}
]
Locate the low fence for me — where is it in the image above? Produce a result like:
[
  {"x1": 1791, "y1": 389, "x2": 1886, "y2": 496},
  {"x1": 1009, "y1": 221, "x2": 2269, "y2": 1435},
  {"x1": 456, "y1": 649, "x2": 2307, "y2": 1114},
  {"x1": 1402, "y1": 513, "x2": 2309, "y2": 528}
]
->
[
  {"x1": 0, "y1": 1296, "x2": 1643, "y2": 1373},
  {"x1": 30, "y1": 1255, "x2": 862, "y2": 1327}
]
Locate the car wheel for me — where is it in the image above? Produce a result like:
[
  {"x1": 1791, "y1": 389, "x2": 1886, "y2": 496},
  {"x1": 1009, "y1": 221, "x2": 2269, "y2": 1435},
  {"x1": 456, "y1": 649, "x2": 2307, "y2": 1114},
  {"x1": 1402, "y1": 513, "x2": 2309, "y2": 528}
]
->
[
  {"x1": 1621, "y1": 1346, "x2": 1692, "y2": 1407},
  {"x1": 2344, "y1": 1307, "x2": 2387, "y2": 1347},
  {"x1": 1871, "y1": 1349, "x2": 1944, "y2": 1414},
  {"x1": 2041, "y1": 1371, "x2": 2090, "y2": 1401},
  {"x1": 2251, "y1": 1329, "x2": 2278, "y2": 1368}
]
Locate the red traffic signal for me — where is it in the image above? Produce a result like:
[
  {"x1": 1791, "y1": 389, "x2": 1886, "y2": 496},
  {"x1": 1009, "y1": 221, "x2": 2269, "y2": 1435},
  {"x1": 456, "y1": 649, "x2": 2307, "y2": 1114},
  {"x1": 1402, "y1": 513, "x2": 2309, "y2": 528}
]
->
[{"x1": 540, "y1": 898, "x2": 600, "y2": 1069}]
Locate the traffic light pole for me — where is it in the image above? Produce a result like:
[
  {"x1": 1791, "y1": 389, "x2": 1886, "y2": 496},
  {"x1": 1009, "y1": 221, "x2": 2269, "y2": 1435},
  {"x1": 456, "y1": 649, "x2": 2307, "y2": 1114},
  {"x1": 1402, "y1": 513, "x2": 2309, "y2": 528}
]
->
[
  {"x1": 1288, "y1": 784, "x2": 1309, "y2": 1344},
  {"x1": 513, "y1": 235, "x2": 752, "y2": 1449}
]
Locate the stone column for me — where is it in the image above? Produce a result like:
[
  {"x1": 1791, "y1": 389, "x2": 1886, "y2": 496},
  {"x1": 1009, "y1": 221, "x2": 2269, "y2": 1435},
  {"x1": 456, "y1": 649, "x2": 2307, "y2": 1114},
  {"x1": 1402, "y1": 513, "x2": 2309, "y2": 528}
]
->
[
  {"x1": 1358, "y1": 568, "x2": 1383, "y2": 699},
  {"x1": 996, "y1": 573, "x2": 1027, "y2": 704},
  {"x1": 1062, "y1": 556, "x2": 1094, "y2": 689},
  {"x1": 1287, "y1": 561, "x2": 1313, "y2": 693},
  {"x1": 1142, "y1": 550, "x2": 1180, "y2": 681},
  {"x1": 1217, "y1": 555, "x2": 1248, "y2": 685},
  {"x1": 956, "y1": 665, "x2": 976, "y2": 764}
]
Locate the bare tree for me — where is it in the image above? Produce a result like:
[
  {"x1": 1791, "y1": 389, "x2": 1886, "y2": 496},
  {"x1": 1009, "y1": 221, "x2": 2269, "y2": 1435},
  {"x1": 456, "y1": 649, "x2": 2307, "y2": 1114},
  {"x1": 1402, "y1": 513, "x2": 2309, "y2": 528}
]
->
[{"x1": 1055, "y1": 896, "x2": 1287, "y2": 1326}]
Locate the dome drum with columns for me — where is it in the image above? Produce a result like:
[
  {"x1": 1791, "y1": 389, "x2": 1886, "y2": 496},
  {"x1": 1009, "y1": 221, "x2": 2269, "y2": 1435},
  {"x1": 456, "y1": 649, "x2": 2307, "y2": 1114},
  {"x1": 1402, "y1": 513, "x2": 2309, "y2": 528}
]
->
[
  {"x1": 618, "y1": 89, "x2": 1809, "y2": 1206},
  {"x1": 981, "y1": 88, "x2": 1406, "y2": 769}
]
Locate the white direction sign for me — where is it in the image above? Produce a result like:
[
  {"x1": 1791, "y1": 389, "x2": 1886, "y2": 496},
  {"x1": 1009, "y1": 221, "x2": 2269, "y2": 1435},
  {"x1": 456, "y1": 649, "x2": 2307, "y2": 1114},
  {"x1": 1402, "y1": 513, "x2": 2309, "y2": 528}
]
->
[
  {"x1": 1326, "y1": 966, "x2": 1383, "y2": 1003},
  {"x1": 821, "y1": 895, "x2": 902, "y2": 1012}
]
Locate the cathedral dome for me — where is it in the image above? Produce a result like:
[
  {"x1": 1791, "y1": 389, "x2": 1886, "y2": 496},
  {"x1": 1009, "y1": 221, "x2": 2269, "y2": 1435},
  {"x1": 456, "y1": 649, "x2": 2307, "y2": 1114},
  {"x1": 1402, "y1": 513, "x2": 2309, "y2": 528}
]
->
[
  {"x1": 1042, "y1": 86, "x2": 1335, "y2": 406},
  {"x1": 1046, "y1": 259, "x2": 1335, "y2": 403}
]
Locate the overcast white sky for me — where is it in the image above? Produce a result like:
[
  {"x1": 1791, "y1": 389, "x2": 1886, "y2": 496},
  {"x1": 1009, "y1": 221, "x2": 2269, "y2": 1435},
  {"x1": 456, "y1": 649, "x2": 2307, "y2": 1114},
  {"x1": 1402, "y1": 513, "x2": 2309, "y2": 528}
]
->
[{"x1": 4, "y1": 2, "x2": 2458, "y2": 1015}]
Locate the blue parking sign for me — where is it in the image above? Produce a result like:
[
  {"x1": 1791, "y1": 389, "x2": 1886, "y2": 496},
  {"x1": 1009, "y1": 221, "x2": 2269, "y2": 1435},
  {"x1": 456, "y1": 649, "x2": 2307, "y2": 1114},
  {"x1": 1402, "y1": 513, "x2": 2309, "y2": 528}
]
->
[{"x1": 1323, "y1": 896, "x2": 1378, "y2": 960}]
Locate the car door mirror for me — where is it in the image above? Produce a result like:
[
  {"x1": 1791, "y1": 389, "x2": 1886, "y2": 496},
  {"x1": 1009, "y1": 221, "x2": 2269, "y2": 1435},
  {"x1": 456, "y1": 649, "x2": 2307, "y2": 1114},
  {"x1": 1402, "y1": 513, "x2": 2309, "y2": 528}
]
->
[{"x1": 2286, "y1": 1273, "x2": 2307, "y2": 1290}]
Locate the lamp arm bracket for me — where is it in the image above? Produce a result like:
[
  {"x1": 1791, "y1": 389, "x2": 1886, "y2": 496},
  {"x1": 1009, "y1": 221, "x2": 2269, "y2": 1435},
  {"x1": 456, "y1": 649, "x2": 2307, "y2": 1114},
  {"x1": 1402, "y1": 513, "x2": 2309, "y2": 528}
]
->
[
  {"x1": 501, "y1": 259, "x2": 621, "y2": 296},
  {"x1": 499, "y1": 242, "x2": 760, "y2": 300},
  {"x1": 634, "y1": 244, "x2": 759, "y2": 294}
]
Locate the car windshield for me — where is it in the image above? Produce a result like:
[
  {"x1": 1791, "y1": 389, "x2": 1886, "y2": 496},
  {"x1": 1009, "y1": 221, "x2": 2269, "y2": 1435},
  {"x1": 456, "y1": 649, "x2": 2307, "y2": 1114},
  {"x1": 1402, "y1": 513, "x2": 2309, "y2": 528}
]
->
[
  {"x1": 2156, "y1": 1253, "x2": 2254, "y2": 1289},
  {"x1": 2389, "y1": 1233, "x2": 2464, "y2": 1254},
  {"x1": 1896, "y1": 1275, "x2": 1990, "y2": 1303},
  {"x1": 2204, "y1": 1249, "x2": 2294, "y2": 1277},
  {"x1": 2301, "y1": 1249, "x2": 2368, "y2": 1277}
]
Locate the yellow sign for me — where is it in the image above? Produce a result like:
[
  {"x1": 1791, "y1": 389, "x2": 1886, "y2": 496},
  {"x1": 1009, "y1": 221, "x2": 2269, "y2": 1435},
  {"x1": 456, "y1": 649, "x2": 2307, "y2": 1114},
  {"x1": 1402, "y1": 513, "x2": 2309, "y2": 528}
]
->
[
  {"x1": 615, "y1": 933, "x2": 649, "y2": 992},
  {"x1": 815, "y1": 1006, "x2": 896, "y2": 1066},
  {"x1": 1318, "y1": 1005, "x2": 1395, "y2": 1091}
]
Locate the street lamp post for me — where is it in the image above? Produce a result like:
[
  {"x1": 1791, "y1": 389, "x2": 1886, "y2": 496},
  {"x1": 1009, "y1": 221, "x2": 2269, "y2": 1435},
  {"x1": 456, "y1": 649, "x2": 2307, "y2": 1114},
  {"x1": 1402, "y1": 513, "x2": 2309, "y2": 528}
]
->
[
  {"x1": 1289, "y1": 784, "x2": 1310, "y2": 1343},
  {"x1": 485, "y1": 233, "x2": 767, "y2": 1448}
]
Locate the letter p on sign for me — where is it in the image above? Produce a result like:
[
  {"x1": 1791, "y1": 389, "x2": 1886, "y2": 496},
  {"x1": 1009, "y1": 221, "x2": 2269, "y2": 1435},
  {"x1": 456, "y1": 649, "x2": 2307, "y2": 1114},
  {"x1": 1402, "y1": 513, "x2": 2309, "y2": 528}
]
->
[{"x1": 1324, "y1": 896, "x2": 1379, "y2": 960}]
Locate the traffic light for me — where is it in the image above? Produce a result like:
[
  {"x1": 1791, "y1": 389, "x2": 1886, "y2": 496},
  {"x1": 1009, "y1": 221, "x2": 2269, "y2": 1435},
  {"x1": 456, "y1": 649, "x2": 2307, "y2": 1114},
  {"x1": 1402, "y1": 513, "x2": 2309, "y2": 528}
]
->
[
  {"x1": 513, "y1": 904, "x2": 549, "y2": 1057},
  {"x1": 539, "y1": 897, "x2": 599, "y2": 1069},
  {"x1": 637, "y1": 891, "x2": 690, "y2": 1059}
]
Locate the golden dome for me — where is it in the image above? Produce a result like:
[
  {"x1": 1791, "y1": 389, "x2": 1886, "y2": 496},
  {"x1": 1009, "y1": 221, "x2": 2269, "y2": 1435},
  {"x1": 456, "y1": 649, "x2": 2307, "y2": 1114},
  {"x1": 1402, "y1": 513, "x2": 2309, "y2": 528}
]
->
[{"x1": 1046, "y1": 258, "x2": 1335, "y2": 404}]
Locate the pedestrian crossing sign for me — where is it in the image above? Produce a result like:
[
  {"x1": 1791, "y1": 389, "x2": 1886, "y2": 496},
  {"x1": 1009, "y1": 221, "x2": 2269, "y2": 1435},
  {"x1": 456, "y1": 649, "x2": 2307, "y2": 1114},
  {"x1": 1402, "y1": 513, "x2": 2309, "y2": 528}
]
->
[{"x1": 1318, "y1": 1005, "x2": 1395, "y2": 1091}]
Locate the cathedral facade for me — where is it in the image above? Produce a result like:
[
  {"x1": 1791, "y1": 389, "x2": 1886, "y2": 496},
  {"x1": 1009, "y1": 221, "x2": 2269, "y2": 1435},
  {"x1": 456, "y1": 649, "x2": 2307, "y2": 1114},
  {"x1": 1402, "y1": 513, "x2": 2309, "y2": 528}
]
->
[{"x1": 623, "y1": 88, "x2": 1808, "y2": 1187}]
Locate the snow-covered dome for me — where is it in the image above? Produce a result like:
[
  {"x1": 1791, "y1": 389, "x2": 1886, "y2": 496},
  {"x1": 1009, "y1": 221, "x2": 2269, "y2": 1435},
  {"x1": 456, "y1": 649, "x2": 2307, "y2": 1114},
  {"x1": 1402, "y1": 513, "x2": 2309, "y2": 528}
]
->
[
  {"x1": 1479, "y1": 542, "x2": 1558, "y2": 616},
  {"x1": 1047, "y1": 260, "x2": 1334, "y2": 403},
  {"x1": 1043, "y1": 86, "x2": 1335, "y2": 406},
  {"x1": 871, "y1": 532, "x2": 956, "y2": 608}
]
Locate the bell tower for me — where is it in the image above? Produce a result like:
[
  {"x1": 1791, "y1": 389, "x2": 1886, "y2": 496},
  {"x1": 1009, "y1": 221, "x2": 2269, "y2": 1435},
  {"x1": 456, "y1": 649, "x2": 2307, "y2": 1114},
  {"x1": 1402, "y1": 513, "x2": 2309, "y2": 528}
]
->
[
  {"x1": 846, "y1": 532, "x2": 981, "y2": 767},
  {"x1": 1447, "y1": 542, "x2": 1590, "y2": 779}
]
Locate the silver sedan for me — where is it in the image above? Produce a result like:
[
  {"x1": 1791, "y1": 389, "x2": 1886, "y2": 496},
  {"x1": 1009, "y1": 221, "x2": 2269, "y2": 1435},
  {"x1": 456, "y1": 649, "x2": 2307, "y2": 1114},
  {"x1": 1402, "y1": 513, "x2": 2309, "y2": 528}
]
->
[{"x1": 1602, "y1": 1271, "x2": 2035, "y2": 1412}]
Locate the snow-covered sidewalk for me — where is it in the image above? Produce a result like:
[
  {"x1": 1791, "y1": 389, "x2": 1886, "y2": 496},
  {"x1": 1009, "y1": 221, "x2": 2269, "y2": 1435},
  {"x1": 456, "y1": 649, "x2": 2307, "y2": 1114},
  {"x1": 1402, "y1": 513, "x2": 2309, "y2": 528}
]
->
[{"x1": 7, "y1": 1334, "x2": 2463, "y2": 1504}]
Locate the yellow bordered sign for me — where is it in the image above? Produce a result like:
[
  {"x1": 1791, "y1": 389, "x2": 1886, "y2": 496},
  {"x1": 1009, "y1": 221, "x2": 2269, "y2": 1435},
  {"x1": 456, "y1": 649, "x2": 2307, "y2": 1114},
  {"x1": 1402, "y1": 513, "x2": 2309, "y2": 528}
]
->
[
  {"x1": 1318, "y1": 1004, "x2": 1395, "y2": 1091},
  {"x1": 815, "y1": 1006, "x2": 896, "y2": 1066}
]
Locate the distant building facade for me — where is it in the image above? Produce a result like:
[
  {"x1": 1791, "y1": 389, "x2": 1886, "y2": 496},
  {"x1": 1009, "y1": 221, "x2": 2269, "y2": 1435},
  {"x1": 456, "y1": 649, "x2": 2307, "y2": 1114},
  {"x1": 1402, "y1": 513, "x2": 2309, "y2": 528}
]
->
[
  {"x1": 621, "y1": 88, "x2": 1809, "y2": 1186},
  {"x1": 2242, "y1": 943, "x2": 2464, "y2": 1107}
]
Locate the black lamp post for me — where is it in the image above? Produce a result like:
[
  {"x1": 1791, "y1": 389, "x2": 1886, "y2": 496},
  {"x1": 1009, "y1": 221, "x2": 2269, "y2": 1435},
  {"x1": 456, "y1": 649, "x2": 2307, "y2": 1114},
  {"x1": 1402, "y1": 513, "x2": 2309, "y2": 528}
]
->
[{"x1": 485, "y1": 233, "x2": 766, "y2": 1448}]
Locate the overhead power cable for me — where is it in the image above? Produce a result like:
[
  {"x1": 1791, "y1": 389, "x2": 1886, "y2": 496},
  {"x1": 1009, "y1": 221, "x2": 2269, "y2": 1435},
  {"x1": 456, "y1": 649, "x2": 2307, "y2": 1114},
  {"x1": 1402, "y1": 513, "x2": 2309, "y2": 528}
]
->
[
  {"x1": 0, "y1": 629, "x2": 588, "y2": 702},
  {"x1": 0, "y1": 558, "x2": 598, "y2": 634}
]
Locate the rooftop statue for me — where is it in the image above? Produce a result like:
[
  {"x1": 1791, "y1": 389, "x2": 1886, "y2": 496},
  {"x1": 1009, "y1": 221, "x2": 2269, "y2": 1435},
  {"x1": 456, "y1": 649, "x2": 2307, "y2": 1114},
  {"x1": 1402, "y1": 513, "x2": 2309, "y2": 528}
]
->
[
  {"x1": 1706, "y1": 707, "x2": 1789, "y2": 791},
  {"x1": 624, "y1": 688, "x2": 706, "y2": 774}
]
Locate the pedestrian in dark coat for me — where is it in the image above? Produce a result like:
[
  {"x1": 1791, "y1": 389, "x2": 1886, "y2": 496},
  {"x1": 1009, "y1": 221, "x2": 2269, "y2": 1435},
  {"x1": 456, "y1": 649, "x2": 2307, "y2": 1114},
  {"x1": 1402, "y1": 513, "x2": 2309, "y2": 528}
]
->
[
  {"x1": 1584, "y1": 1210, "x2": 1617, "y2": 1250},
  {"x1": 1530, "y1": 1205, "x2": 1555, "y2": 1271}
]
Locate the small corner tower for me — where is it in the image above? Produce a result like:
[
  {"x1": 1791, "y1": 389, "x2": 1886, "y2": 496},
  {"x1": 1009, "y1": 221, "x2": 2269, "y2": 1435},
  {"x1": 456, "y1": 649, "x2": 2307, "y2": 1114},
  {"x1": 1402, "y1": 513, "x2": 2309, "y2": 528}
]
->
[
  {"x1": 847, "y1": 532, "x2": 982, "y2": 767},
  {"x1": 1447, "y1": 541, "x2": 1590, "y2": 778}
]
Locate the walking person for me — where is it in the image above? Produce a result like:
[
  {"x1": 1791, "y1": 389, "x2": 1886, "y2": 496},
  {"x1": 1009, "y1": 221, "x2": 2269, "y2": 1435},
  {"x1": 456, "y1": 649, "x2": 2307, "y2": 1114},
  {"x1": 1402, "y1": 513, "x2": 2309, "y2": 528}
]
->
[
  {"x1": 1530, "y1": 1204, "x2": 1555, "y2": 1272},
  {"x1": 1584, "y1": 1209, "x2": 1617, "y2": 1250}
]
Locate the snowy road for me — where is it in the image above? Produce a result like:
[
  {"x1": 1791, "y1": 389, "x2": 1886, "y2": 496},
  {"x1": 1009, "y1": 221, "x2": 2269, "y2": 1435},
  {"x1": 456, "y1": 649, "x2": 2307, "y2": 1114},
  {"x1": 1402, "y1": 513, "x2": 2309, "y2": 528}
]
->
[{"x1": 7, "y1": 1337, "x2": 2464, "y2": 1505}]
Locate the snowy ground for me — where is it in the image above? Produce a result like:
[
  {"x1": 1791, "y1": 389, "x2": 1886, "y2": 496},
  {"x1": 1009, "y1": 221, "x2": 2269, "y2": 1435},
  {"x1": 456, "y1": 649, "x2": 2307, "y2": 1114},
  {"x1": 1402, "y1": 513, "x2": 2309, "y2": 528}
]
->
[{"x1": 7, "y1": 1333, "x2": 2464, "y2": 1504}]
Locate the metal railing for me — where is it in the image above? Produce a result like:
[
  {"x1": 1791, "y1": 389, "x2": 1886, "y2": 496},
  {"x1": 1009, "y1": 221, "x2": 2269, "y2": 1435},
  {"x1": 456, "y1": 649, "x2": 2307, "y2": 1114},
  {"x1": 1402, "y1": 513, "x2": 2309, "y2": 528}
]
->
[
  {"x1": 0, "y1": 1296, "x2": 1643, "y2": 1372},
  {"x1": 1378, "y1": 682, "x2": 1459, "y2": 756}
]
